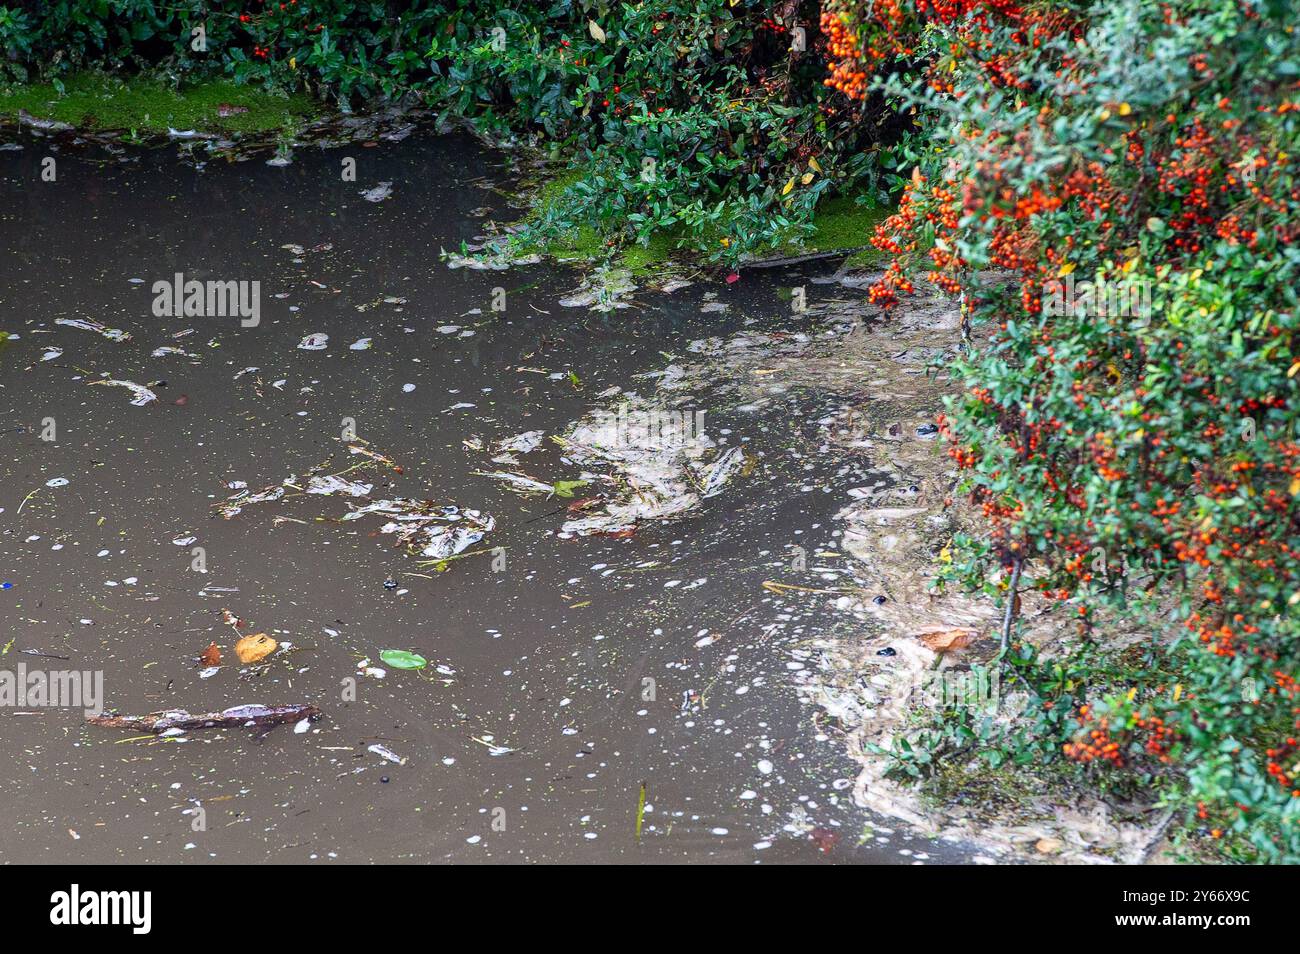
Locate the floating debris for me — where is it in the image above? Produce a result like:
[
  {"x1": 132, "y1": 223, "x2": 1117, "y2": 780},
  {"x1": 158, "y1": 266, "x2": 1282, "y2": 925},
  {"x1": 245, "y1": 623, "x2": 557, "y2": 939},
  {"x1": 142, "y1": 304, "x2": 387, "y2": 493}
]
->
[
  {"x1": 341, "y1": 499, "x2": 494, "y2": 560},
  {"x1": 304, "y1": 474, "x2": 373, "y2": 497},
  {"x1": 87, "y1": 378, "x2": 157, "y2": 406},
  {"x1": 368, "y1": 743, "x2": 407, "y2": 765},
  {"x1": 494, "y1": 429, "x2": 545, "y2": 456},
  {"x1": 443, "y1": 236, "x2": 541, "y2": 271},
  {"x1": 298, "y1": 333, "x2": 329, "y2": 351},
  {"x1": 379, "y1": 649, "x2": 427, "y2": 670},
  {"x1": 471, "y1": 735, "x2": 516, "y2": 757},
  {"x1": 692, "y1": 445, "x2": 745, "y2": 498},
  {"x1": 558, "y1": 266, "x2": 636, "y2": 312},
  {"x1": 215, "y1": 483, "x2": 286, "y2": 519},
  {"x1": 345, "y1": 442, "x2": 401, "y2": 471},
  {"x1": 557, "y1": 395, "x2": 739, "y2": 536},
  {"x1": 916, "y1": 628, "x2": 977, "y2": 654},
  {"x1": 234, "y1": 633, "x2": 278, "y2": 664},
  {"x1": 475, "y1": 470, "x2": 556, "y2": 497},
  {"x1": 213, "y1": 446, "x2": 490, "y2": 565},
  {"x1": 88, "y1": 704, "x2": 320, "y2": 734},
  {"x1": 56, "y1": 318, "x2": 130, "y2": 342}
]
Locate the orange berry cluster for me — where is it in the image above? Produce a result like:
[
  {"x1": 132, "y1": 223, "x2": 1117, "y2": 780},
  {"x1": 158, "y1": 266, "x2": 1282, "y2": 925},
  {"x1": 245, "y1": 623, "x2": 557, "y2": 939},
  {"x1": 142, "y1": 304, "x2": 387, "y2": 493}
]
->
[
  {"x1": 820, "y1": 10, "x2": 869, "y2": 99},
  {"x1": 1064, "y1": 705, "x2": 1123, "y2": 766}
]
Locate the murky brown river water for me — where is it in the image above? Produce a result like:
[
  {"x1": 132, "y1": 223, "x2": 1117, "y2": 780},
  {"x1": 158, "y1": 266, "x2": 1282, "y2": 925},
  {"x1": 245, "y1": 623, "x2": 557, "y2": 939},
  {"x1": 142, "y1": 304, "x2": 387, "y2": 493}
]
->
[{"x1": 0, "y1": 128, "x2": 968, "y2": 863}]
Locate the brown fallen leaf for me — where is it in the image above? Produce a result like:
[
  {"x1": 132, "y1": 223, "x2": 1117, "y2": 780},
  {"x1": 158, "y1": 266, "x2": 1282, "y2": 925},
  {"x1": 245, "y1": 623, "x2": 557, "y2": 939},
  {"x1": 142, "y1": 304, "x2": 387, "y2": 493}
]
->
[
  {"x1": 1035, "y1": 837, "x2": 1064, "y2": 854},
  {"x1": 200, "y1": 641, "x2": 221, "y2": 667},
  {"x1": 234, "y1": 632, "x2": 278, "y2": 665},
  {"x1": 809, "y1": 827, "x2": 839, "y2": 853},
  {"x1": 917, "y1": 628, "x2": 976, "y2": 653}
]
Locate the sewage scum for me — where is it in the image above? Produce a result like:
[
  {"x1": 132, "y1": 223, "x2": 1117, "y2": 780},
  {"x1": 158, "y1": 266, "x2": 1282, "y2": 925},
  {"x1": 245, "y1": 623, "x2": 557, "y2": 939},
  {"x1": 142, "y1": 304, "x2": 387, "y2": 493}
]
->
[
  {"x1": 555, "y1": 397, "x2": 747, "y2": 538},
  {"x1": 515, "y1": 269, "x2": 1174, "y2": 863}
]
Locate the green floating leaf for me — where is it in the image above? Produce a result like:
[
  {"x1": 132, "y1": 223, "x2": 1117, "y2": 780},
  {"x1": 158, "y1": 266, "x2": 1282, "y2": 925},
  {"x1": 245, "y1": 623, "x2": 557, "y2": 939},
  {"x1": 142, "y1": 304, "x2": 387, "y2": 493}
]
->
[
  {"x1": 552, "y1": 478, "x2": 589, "y2": 498},
  {"x1": 380, "y1": 649, "x2": 428, "y2": 670}
]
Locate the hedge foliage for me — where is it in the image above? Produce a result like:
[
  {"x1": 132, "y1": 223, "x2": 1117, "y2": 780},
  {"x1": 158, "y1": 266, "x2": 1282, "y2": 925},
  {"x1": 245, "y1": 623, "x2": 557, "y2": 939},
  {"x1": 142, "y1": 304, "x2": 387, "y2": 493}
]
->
[
  {"x1": 0, "y1": 1, "x2": 903, "y2": 261},
  {"x1": 831, "y1": 0, "x2": 1300, "y2": 861}
]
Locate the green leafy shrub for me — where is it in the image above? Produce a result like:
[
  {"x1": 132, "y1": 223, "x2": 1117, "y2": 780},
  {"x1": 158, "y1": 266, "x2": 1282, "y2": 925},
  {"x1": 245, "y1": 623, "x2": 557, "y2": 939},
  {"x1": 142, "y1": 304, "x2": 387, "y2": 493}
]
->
[
  {"x1": 4, "y1": 1, "x2": 899, "y2": 263},
  {"x1": 827, "y1": 0, "x2": 1300, "y2": 861}
]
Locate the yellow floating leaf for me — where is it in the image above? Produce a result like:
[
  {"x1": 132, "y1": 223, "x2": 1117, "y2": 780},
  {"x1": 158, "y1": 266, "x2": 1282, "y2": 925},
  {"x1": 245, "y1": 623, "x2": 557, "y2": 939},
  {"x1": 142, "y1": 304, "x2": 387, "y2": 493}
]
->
[
  {"x1": 234, "y1": 632, "x2": 278, "y2": 665},
  {"x1": 588, "y1": 20, "x2": 606, "y2": 43},
  {"x1": 1290, "y1": 475, "x2": 1300, "y2": 496},
  {"x1": 1288, "y1": 361, "x2": 1300, "y2": 378},
  {"x1": 1126, "y1": 686, "x2": 1137, "y2": 702},
  {"x1": 782, "y1": 177, "x2": 795, "y2": 196},
  {"x1": 1119, "y1": 102, "x2": 1132, "y2": 116},
  {"x1": 1058, "y1": 262, "x2": 1075, "y2": 276},
  {"x1": 808, "y1": 156, "x2": 822, "y2": 173},
  {"x1": 800, "y1": 172, "x2": 814, "y2": 185},
  {"x1": 1173, "y1": 683, "x2": 1182, "y2": 701}
]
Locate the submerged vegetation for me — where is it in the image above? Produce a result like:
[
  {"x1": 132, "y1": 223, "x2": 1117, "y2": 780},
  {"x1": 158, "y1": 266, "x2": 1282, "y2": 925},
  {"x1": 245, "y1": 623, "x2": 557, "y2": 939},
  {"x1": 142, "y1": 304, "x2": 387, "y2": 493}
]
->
[{"x1": 5, "y1": 0, "x2": 1300, "y2": 862}]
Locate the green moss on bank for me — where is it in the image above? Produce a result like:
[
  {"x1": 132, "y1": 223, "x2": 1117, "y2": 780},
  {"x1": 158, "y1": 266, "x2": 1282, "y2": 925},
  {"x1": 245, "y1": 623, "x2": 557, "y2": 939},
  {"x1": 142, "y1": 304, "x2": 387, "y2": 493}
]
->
[
  {"x1": 0, "y1": 72, "x2": 316, "y2": 136},
  {"x1": 800, "y1": 195, "x2": 889, "y2": 268}
]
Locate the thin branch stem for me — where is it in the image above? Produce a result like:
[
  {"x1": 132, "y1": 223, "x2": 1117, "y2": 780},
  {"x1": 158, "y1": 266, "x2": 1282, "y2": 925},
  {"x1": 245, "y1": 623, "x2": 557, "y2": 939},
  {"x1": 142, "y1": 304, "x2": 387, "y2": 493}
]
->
[{"x1": 999, "y1": 557, "x2": 1024, "y2": 654}]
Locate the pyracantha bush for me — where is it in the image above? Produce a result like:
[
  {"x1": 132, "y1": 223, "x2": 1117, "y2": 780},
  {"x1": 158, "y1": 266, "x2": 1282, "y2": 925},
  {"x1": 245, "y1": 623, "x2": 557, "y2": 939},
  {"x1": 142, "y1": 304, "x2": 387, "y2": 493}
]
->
[{"x1": 824, "y1": 0, "x2": 1300, "y2": 860}]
